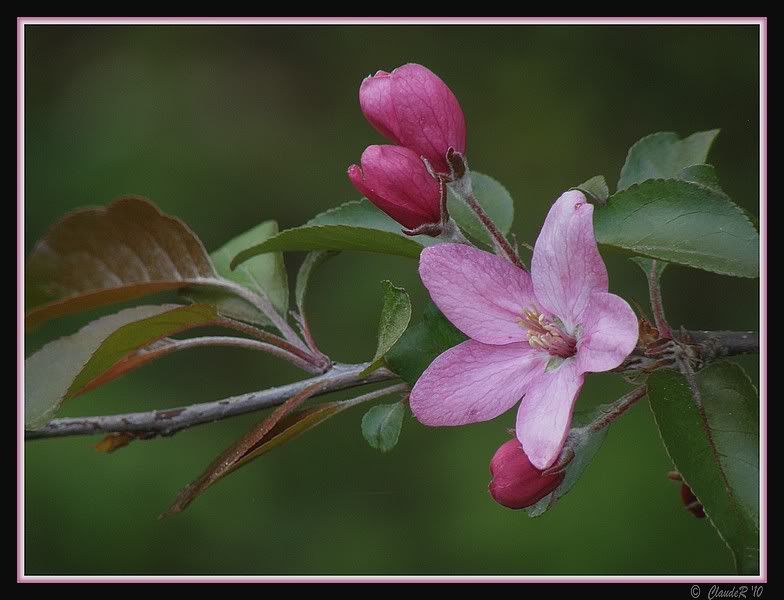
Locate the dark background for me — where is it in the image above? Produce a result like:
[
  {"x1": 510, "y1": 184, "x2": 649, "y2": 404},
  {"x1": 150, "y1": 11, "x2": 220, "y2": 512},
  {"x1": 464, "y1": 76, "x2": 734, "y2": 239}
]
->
[{"x1": 24, "y1": 25, "x2": 760, "y2": 575}]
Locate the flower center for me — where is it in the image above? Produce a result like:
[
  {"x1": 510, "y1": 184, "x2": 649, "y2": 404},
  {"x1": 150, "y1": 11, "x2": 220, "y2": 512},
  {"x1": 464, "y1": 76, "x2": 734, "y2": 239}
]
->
[{"x1": 519, "y1": 308, "x2": 577, "y2": 358}]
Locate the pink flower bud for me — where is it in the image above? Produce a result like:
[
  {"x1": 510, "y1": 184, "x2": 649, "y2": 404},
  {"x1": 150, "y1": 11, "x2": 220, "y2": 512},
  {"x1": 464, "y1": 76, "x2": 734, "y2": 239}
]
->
[
  {"x1": 680, "y1": 483, "x2": 706, "y2": 518},
  {"x1": 359, "y1": 63, "x2": 466, "y2": 174},
  {"x1": 347, "y1": 144, "x2": 442, "y2": 230},
  {"x1": 488, "y1": 439, "x2": 565, "y2": 509}
]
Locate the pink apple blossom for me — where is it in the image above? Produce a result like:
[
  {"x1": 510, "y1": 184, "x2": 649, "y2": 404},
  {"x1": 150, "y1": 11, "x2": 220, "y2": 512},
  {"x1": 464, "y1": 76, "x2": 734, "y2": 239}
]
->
[
  {"x1": 409, "y1": 190, "x2": 639, "y2": 470},
  {"x1": 359, "y1": 63, "x2": 466, "y2": 174},
  {"x1": 347, "y1": 144, "x2": 442, "y2": 230},
  {"x1": 488, "y1": 438, "x2": 565, "y2": 509}
]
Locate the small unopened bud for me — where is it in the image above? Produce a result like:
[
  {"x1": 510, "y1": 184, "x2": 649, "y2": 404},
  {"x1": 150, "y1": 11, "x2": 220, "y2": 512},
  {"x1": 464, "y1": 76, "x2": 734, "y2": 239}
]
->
[
  {"x1": 359, "y1": 63, "x2": 466, "y2": 174},
  {"x1": 488, "y1": 439, "x2": 565, "y2": 509},
  {"x1": 348, "y1": 145, "x2": 442, "y2": 230},
  {"x1": 680, "y1": 483, "x2": 706, "y2": 519}
]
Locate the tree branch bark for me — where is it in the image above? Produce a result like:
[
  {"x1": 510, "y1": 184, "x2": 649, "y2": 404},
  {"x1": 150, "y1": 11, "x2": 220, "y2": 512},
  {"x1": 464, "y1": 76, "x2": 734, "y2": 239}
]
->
[
  {"x1": 25, "y1": 329, "x2": 758, "y2": 442},
  {"x1": 26, "y1": 363, "x2": 396, "y2": 441}
]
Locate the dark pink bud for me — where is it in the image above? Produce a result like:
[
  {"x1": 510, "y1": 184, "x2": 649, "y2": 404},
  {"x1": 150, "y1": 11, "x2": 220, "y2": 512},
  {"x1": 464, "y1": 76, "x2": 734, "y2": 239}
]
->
[
  {"x1": 680, "y1": 483, "x2": 706, "y2": 519},
  {"x1": 488, "y1": 439, "x2": 565, "y2": 509},
  {"x1": 347, "y1": 145, "x2": 442, "y2": 230},
  {"x1": 359, "y1": 63, "x2": 466, "y2": 174}
]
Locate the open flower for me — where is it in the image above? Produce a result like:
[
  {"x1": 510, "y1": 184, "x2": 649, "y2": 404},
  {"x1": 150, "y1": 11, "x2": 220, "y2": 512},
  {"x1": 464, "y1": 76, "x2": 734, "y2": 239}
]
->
[
  {"x1": 409, "y1": 190, "x2": 639, "y2": 469},
  {"x1": 347, "y1": 144, "x2": 442, "y2": 230},
  {"x1": 359, "y1": 63, "x2": 466, "y2": 174}
]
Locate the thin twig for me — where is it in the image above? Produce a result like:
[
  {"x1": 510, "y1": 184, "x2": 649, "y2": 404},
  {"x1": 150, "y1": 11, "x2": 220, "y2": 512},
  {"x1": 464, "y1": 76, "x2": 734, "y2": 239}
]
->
[
  {"x1": 212, "y1": 279, "x2": 311, "y2": 354},
  {"x1": 463, "y1": 192, "x2": 526, "y2": 270},
  {"x1": 25, "y1": 330, "x2": 757, "y2": 442},
  {"x1": 647, "y1": 259, "x2": 672, "y2": 338},
  {"x1": 216, "y1": 316, "x2": 327, "y2": 373},
  {"x1": 587, "y1": 386, "x2": 649, "y2": 432},
  {"x1": 26, "y1": 363, "x2": 396, "y2": 440}
]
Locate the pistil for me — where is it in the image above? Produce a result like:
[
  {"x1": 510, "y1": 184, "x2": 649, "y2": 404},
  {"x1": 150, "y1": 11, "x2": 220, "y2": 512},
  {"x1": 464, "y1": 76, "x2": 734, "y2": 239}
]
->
[{"x1": 519, "y1": 309, "x2": 577, "y2": 358}]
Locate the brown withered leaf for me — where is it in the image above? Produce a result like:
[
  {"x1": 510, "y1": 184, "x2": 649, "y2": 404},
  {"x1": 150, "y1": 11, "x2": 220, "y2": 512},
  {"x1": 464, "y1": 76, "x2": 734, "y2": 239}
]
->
[
  {"x1": 26, "y1": 197, "x2": 218, "y2": 328},
  {"x1": 221, "y1": 400, "x2": 356, "y2": 478},
  {"x1": 161, "y1": 382, "x2": 327, "y2": 518},
  {"x1": 95, "y1": 432, "x2": 135, "y2": 453}
]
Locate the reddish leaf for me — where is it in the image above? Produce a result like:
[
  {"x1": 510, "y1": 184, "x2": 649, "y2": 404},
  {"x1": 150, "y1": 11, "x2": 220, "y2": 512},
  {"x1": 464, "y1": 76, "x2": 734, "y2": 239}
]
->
[
  {"x1": 161, "y1": 382, "x2": 325, "y2": 517},
  {"x1": 26, "y1": 197, "x2": 217, "y2": 328}
]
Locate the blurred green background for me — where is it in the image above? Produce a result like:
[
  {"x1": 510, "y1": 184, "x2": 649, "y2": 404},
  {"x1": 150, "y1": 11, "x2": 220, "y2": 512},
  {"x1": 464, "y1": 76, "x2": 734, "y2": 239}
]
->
[{"x1": 24, "y1": 25, "x2": 760, "y2": 575}]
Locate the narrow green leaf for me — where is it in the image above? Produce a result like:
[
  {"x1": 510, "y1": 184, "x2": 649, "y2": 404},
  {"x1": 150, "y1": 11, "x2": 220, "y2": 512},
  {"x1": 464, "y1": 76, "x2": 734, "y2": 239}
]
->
[
  {"x1": 448, "y1": 171, "x2": 514, "y2": 245},
  {"x1": 647, "y1": 362, "x2": 759, "y2": 574},
  {"x1": 361, "y1": 401, "x2": 406, "y2": 452},
  {"x1": 25, "y1": 304, "x2": 203, "y2": 429},
  {"x1": 308, "y1": 198, "x2": 416, "y2": 232},
  {"x1": 231, "y1": 223, "x2": 423, "y2": 267},
  {"x1": 295, "y1": 250, "x2": 338, "y2": 315},
  {"x1": 361, "y1": 281, "x2": 412, "y2": 377},
  {"x1": 186, "y1": 221, "x2": 288, "y2": 326},
  {"x1": 574, "y1": 175, "x2": 609, "y2": 204},
  {"x1": 594, "y1": 179, "x2": 759, "y2": 277},
  {"x1": 617, "y1": 130, "x2": 720, "y2": 191},
  {"x1": 386, "y1": 303, "x2": 467, "y2": 387},
  {"x1": 230, "y1": 199, "x2": 437, "y2": 268}
]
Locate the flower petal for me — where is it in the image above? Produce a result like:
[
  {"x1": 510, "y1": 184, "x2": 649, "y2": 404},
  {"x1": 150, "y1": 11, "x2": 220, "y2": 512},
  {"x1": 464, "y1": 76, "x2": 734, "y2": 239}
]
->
[
  {"x1": 389, "y1": 64, "x2": 466, "y2": 173},
  {"x1": 418, "y1": 244, "x2": 537, "y2": 345},
  {"x1": 516, "y1": 359, "x2": 584, "y2": 470},
  {"x1": 410, "y1": 339, "x2": 546, "y2": 427},
  {"x1": 531, "y1": 190, "x2": 608, "y2": 330},
  {"x1": 359, "y1": 70, "x2": 403, "y2": 145},
  {"x1": 576, "y1": 292, "x2": 639, "y2": 373}
]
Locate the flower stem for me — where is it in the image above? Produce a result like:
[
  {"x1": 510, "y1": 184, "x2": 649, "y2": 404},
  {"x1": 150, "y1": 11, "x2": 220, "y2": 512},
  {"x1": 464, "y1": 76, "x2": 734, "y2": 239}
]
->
[
  {"x1": 462, "y1": 190, "x2": 527, "y2": 271},
  {"x1": 647, "y1": 259, "x2": 672, "y2": 339},
  {"x1": 216, "y1": 317, "x2": 328, "y2": 373},
  {"x1": 587, "y1": 385, "x2": 648, "y2": 432},
  {"x1": 214, "y1": 280, "x2": 312, "y2": 354}
]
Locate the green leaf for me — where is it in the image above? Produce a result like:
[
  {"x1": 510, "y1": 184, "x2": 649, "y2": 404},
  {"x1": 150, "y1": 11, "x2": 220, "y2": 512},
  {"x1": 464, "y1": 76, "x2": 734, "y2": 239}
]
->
[
  {"x1": 676, "y1": 164, "x2": 723, "y2": 193},
  {"x1": 232, "y1": 224, "x2": 425, "y2": 265},
  {"x1": 361, "y1": 281, "x2": 412, "y2": 377},
  {"x1": 185, "y1": 221, "x2": 288, "y2": 326},
  {"x1": 448, "y1": 171, "x2": 514, "y2": 245},
  {"x1": 295, "y1": 250, "x2": 338, "y2": 315},
  {"x1": 361, "y1": 401, "x2": 406, "y2": 452},
  {"x1": 647, "y1": 362, "x2": 759, "y2": 574},
  {"x1": 229, "y1": 200, "x2": 432, "y2": 267},
  {"x1": 386, "y1": 303, "x2": 467, "y2": 387},
  {"x1": 308, "y1": 198, "x2": 414, "y2": 232},
  {"x1": 25, "y1": 304, "x2": 213, "y2": 429},
  {"x1": 574, "y1": 175, "x2": 609, "y2": 204},
  {"x1": 617, "y1": 130, "x2": 720, "y2": 191},
  {"x1": 677, "y1": 164, "x2": 760, "y2": 230},
  {"x1": 25, "y1": 197, "x2": 219, "y2": 328},
  {"x1": 594, "y1": 179, "x2": 759, "y2": 278},
  {"x1": 526, "y1": 404, "x2": 611, "y2": 517}
]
